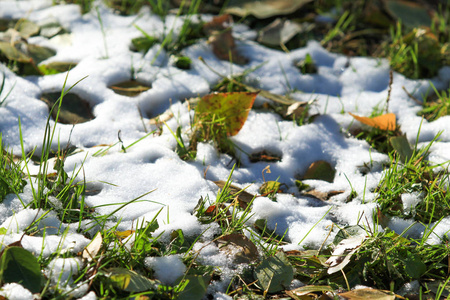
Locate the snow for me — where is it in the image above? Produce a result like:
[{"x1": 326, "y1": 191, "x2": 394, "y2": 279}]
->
[
  {"x1": 144, "y1": 255, "x2": 186, "y2": 285},
  {"x1": 1, "y1": 1, "x2": 450, "y2": 298},
  {"x1": 0, "y1": 283, "x2": 34, "y2": 300}
]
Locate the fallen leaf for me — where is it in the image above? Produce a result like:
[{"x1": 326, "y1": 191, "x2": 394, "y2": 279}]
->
[
  {"x1": 15, "y1": 19, "x2": 40, "y2": 39},
  {"x1": 195, "y1": 92, "x2": 257, "y2": 136},
  {"x1": 303, "y1": 189, "x2": 344, "y2": 201},
  {"x1": 389, "y1": 135, "x2": 413, "y2": 162},
  {"x1": 217, "y1": 233, "x2": 259, "y2": 264},
  {"x1": 214, "y1": 180, "x2": 255, "y2": 209},
  {"x1": 302, "y1": 160, "x2": 335, "y2": 183},
  {"x1": 109, "y1": 80, "x2": 151, "y2": 97},
  {"x1": 339, "y1": 288, "x2": 396, "y2": 300},
  {"x1": 0, "y1": 247, "x2": 42, "y2": 293},
  {"x1": 40, "y1": 92, "x2": 94, "y2": 124},
  {"x1": 82, "y1": 232, "x2": 102, "y2": 262},
  {"x1": 254, "y1": 251, "x2": 294, "y2": 293},
  {"x1": 226, "y1": 0, "x2": 313, "y2": 19},
  {"x1": 115, "y1": 230, "x2": 135, "y2": 240},
  {"x1": 288, "y1": 285, "x2": 334, "y2": 297},
  {"x1": 39, "y1": 18, "x2": 67, "y2": 38},
  {"x1": 259, "y1": 181, "x2": 284, "y2": 196},
  {"x1": 384, "y1": 0, "x2": 432, "y2": 29},
  {"x1": 249, "y1": 150, "x2": 282, "y2": 163},
  {"x1": 326, "y1": 235, "x2": 366, "y2": 274},
  {"x1": 203, "y1": 14, "x2": 247, "y2": 65},
  {"x1": 349, "y1": 112, "x2": 396, "y2": 131},
  {"x1": 258, "y1": 18, "x2": 302, "y2": 46},
  {"x1": 106, "y1": 268, "x2": 156, "y2": 292},
  {"x1": 174, "y1": 274, "x2": 210, "y2": 300},
  {"x1": 0, "y1": 41, "x2": 32, "y2": 63},
  {"x1": 39, "y1": 61, "x2": 76, "y2": 74}
]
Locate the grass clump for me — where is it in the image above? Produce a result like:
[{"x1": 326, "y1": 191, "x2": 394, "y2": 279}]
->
[
  {"x1": 418, "y1": 84, "x2": 450, "y2": 122},
  {"x1": 384, "y1": 23, "x2": 445, "y2": 79},
  {"x1": 376, "y1": 134, "x2": 450, "y2": 224},
  {"x1": 0, "y1": 138, "x2": 26, "y2": 202}
]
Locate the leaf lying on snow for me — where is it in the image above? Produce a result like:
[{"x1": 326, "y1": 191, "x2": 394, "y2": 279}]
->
[
  {"x1": 203, "y1": 14, "x2": 247, "y2": 65},
  {"x1": 195, "y1": 92, "x2": 257, "y2": 136},
  {"x1": 302, "y1": 160, "x2": 335, "y2": 183},
  {"x1": 349, "y1": 112, "x2": 396, "y2": 131},
  {"x1": 302, "y1": 189, "x2": 344, "y2": 201}
]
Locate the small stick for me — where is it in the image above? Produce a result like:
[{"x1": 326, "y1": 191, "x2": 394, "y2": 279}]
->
[
  {"x1": 386, "y1": 70, "x2": 393, "y2": 113},
  {"x1": 402, "y1": 86, "x2": 423, "y2": 105}
]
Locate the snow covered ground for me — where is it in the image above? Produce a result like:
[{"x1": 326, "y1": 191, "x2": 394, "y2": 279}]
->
[{"x1": 1, "y1": 1, "x2": 450, "y2": 298}]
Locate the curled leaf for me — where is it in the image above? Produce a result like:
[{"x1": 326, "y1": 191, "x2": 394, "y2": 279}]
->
[
  {"x1": 82, "y1": 232, "x2": 102, "y2": 262},
  {"x1": 349, "y1": 112, "x2": 396, "y2": 131}
]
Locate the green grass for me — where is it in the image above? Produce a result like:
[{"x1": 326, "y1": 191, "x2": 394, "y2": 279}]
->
[
  {"x1": 376, "y1": 133, "x2": 450, "y2": 224},
  {"x1": 418, "y1": 83, "x2": 450, "y2": 122}
]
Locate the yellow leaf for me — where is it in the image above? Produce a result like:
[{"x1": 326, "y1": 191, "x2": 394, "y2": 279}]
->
[
  {"x1": 349, "y1": 112, "x2": 396, "y2": 131},
  {"x1": 115, "y1": 230, "x2": 135, "y2": 240}
]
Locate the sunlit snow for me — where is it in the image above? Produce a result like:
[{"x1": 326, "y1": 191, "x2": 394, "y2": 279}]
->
[{"x1": 1, "y1": 0, "x2": 450, "y2": 298}]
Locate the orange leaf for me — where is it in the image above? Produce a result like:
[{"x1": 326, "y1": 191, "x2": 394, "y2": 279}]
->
[
  {"x1": 205, "y1": 205, "x2": 216, "y2": 214},
  {"x1": 349, "y1": 112, "x2": 396, "y2": 131}
]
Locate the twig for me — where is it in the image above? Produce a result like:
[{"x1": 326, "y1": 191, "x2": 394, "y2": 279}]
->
[
  {"x1": 386, "y1": 69, "x2": 393, "y2": 113},
  {"x1": 402, "y1": 86, "x2": 423, "y2": 105}
]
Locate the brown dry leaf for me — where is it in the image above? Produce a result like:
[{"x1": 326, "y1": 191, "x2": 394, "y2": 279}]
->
[
  {"x1": 288, "y1": 285, "x2": 334, "y2": 297},
  {"x1": 349, "y1": 112, "x2": 396, "y2": 131},
  {"x1": 216, "y1": 233, "x2": 259, "y2": 264},
  {"x1": 203, "y1": 14, "x2": 247, "y2": 65},
  {"x1": 304, "y1": 190, "x2": 344, "y2": 201},
  {"x1": 339, "y1": 288, "x2": 396, "y2": 300},
  {"x1": 214, "y1": 180, "x2": 255, "y2": 209},
  {"x1": 82, "y1": 232, "x2": 102, "y2": 262},
  {"x1": 109, "y1": 80, "x2": 151, "y2": 97},
  {"x1": 225, "y1": 0, "x2": 313, "y2": 19}
]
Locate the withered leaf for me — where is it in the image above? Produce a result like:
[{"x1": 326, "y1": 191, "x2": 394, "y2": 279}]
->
[
  {"x1": 349, "y1": 112, "x2": 396, "y2": 131},
  {"x1": 203, "y1": 14, "x2": 247, "y2": 65},
  {"x1": 109, "y1": 80, "x2": 151, "y2": 97},
  {"x1": 214, "y1": 180, "x2": 255, "y2": 209},
  {"x1": 82, "y1": 232, "x2": 102, "y2": 262},
  {"x1": 339, "y1": 288, "x2": 396, "y2": 300},
  {"x1": 216, "y1": 233, "x2": 259, "y2": 264}
]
